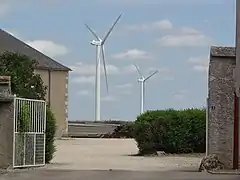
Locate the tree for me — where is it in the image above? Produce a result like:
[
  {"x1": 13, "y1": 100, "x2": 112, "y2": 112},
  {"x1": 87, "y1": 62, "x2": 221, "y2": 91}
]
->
[
  {"x1": 0, "y1": 51, "x2": 56, "y2": 163},
  {"x1": 0, "y1": 51, "x2": 46, "y2": 100}
]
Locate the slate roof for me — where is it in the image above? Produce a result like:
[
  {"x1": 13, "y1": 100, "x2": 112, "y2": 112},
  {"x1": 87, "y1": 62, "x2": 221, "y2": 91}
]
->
[
  {"x1": 0, "y1": 29, "x2": 71, "y2": 71},
  {"x1": 210, "y1": 46, "x2": 236, "y2": 58}
]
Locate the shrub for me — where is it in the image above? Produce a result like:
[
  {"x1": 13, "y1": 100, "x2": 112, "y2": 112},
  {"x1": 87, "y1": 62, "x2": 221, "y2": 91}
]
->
[
  {"x1": 45, "y1": 105, "x2": 57, "y2": 163},
  {"x1": 112, "y1": 121, "x2": 135, "y2": 138},
  {"x1": 133, "y1": 108, "x2": 206, "y2": 155},
  {"x1": 0, "y1": 51, "x2": 57, "y2": 163}
]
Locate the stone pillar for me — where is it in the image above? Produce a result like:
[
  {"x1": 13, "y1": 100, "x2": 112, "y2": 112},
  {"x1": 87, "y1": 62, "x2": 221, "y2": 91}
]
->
[
  {"x1": 0, "y1": 76, "x2": 14, "y2": 169},
  {"x1": 236, "y1": 0, "x2": 240, "y2": 169},
  {"x1": 208, "y1": 56, "x2": 235, "y2": 169}
]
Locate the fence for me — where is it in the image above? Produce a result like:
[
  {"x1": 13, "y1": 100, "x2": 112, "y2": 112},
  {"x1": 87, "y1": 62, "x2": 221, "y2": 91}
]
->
[{"x1": 13, "y1": 97, "x2": 46, "y2": 168}]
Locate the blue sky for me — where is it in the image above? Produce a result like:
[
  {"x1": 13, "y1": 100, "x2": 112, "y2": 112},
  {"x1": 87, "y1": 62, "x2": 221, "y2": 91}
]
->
[{"x1": 0, "y1": 0, "x2": 235, "y2": 121}]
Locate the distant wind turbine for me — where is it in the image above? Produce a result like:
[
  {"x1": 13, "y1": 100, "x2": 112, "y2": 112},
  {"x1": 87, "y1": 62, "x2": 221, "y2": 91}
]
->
[
  {"x1": 134, "y1": 64, "x2": 158, "y2": 114},
  {"x1": 85, "y1": 14, "x2": 122, "y2": 121}
]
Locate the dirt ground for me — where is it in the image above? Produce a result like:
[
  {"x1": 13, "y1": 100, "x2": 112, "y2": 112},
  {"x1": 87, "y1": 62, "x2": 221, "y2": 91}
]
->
[{"x1": 48, "y1": 138, "x2": 203, "y2": 171}]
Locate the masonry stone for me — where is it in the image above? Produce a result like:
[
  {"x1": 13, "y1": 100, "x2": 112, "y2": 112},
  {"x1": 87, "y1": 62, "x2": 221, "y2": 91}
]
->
[
  {"x1": 0, "y1": 76, "x2": 14, "y2": 169},
  {"x1": 208, "y1": 46, "x2": 239, "y2": 169}
]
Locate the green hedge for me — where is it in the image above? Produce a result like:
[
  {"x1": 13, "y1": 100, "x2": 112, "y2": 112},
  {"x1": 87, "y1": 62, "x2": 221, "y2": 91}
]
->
[
  {"x1": 45, "y1": 106, "x2": 57, "y2": 163},
  {"x1": 133, "y1": 108, "x2": 206, "y2": 155},
  {"x1": 112, "y1": 122, "x2": 135, "y2": 138}
]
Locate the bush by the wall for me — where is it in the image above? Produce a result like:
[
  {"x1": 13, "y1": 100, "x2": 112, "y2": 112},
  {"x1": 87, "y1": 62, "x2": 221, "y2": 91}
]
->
[
  {"x1": 45, "y1": 105, "x2": 57, "y2": 163},
  {"x1": 0, "y1": 51, "x2": 57, "y2": 163},
  {"x1": 113, "y1": 121, "x2": 135, "y2": 138},
  {"x1": 133, "y1": 108, "x2": 206, "y2": 155}
]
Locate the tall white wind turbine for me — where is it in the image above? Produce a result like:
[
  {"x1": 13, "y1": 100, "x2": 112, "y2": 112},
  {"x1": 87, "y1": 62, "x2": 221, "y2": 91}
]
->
[
  {"x1": 134, "y1": 64, "x2": 158, "y2": 114},
  {"x1": 85, "y1": 14, "x2": 122, "y2": 121}
]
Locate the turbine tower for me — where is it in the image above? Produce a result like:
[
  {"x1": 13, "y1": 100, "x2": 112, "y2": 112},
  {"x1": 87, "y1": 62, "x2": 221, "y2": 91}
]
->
[
  {"x1": 134, "y1": 64, "x2": 158, "y2": 114},
  {"x1": 85, "y1": 14, "x2": 122, "y2": 121}
]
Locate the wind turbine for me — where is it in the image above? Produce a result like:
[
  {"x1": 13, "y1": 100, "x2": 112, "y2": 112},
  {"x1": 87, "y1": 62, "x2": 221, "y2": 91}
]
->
[
  {"x1": 134, "y1": 64, "x2": 158, "y2": 114},
  {"x1": 85, "y1": 14, "x2": 122, "y2": 121}
]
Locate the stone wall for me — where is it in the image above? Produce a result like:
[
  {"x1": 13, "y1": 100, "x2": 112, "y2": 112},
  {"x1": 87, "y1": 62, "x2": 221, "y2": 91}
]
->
[
  {"x1": 0, "y1": 76, "x2": 14, "y2": 169},
  {"x1": 208, "y1": 47, "x2": 236, "y2": 168}
]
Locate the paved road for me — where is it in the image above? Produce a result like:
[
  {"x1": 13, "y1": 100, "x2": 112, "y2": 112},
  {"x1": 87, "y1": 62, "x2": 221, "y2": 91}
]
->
[
  {"x1": 0, "y1": 169, "x2": 239, "y2": 180},
  {"x1": 0, "y1": 139, "x2": 239, "y2": 180}
]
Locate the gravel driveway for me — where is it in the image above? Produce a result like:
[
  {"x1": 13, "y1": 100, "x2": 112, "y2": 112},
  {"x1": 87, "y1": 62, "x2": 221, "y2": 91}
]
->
[
  {"x1": 47, "y1": 138, "x2": 203, "y2": 171},
  {"x1": 1, "y1": 138, "x2": 239, "y2": 180}
]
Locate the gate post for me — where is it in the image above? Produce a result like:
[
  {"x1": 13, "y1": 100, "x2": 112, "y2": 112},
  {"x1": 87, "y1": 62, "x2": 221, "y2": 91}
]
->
[{"x1": 0, "y1": 76, "x2": 14, "y2": 169}]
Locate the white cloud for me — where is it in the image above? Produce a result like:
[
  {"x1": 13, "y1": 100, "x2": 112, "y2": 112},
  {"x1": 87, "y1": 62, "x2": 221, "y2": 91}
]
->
[
  {"x1": 70, "y1": 62, "x2": 135, "y2": 75},
  {"x1": 112, "y1": 49, "x2": 152, "y2": 60},
  {"x1": 157, "y1": 34, "x2": 213, "y2": 47},
  {"x1": 188, "y1": 56, "x2": 209, "y2": 72},
  {"x1": 124, "y1": 19, "x2": 172, "y2": 32},
  {"x1": 122, "y1": 65, "x2": 136, "y2": 73},
  {"x1": 204, "y1": 20, "x2": 210, "y2": 23},
  {"x1": 69, "y1": 62, "x2": 119, "y2": 75},
  {"x1": 121, "y1": 19, "x2": 213, "y2": 48},
  {"x1": 116, "y1": 83, "x2": 133, "y2": 89},
  {"x1": 26, "y1": 40, "x2": 69, "y2": 58},
  {"x1": 115, "y1": 83, "x2": 133, "y2": 95},
  {"x1": 122, "y1": 20, "x2": 203, "y2": 35},
  {"x1": 101, "y1": 95, "x2": 117, "y2": 102},
  {"x1": 77, "y1": 90, "x2": 90, "y2": 96},
  {"x1": 174, "y1": 94, "x2": 185, "y2": 100},
  {"x1": 179, "y1": 27, "x2": 200, "y2": 35},
  {"x1": 72, "y1": 76, "x2": 95, "y2": 84},
  {"x1": 148, "y1": 67, "x2": 172, "y2": 73},
  {"x1": 4, "y1": 29, "x2": 69, "y2": 58},
  {"x1": 147, "y1": 67, "x2": 174, "y2": 80},
  {"x1": 0, "y1": 0, "x2": 10, "y2": 17},
  {"x1": 193, "y1": 65, "x2": 208, "y2": 72},
  {"x1": 156, "y1": 23, "x2": 213, "y2": 47},
  {"x1": 130, "y1": 65, "x2": 174, "y2": 81},
  {"x1": 152, "y1": 20, "x2": 173, "y2": 30},
  {"x1": 173, "y1": 90, "x2": 188, "y2": 100}
]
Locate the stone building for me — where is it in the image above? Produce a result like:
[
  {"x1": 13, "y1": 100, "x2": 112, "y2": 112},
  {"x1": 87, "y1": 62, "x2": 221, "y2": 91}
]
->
[
  {"x1": 0, "y1": 29, "x2": 71, "y2": 137},
  {"x1": 208, "y1": 46, "x2": 240, "y2": 169}
]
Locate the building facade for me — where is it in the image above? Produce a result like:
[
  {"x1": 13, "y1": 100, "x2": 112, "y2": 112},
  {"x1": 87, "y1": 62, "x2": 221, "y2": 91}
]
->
[
  {"x1": 0, "y1": 29, "x2": 71, "y2": 137},
  {"x1": 35, "y1": 69, "x2": 69, "y2": 137}
]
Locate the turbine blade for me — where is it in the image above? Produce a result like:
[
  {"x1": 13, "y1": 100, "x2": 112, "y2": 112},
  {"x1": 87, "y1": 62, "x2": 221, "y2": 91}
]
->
[
  {"x1": 85, "y1": 23, "x2": 100, "y2": 40},
  {"x1": 145, "y1": 70, "x2": 158, "y2": 81},
  {"x1": 101, "y1": 45, "x2": 109, "y2": 92},
  {"x1": 133, "y1": 64, "x2": 143, "y2": 78},
  {"x1": 102, "y1": 14, "x2": 122, "y2": 44}
]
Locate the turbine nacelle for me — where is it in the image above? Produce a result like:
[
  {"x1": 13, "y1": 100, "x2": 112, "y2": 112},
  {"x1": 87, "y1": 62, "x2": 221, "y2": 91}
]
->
[
  {"x1": 85, "y1": 14, "x2": 122, "y2": 95},
  {"x1": 91, "y1": 40, "x2": 102, "y2": 46},
  {"x1": 138, "y1": 78, "x2": 144, "y2": 82},
  {"x1": 134, "y1": 64, "x2": 158, "y2": 83},
  {"x1": 133, "y1": 64, "x2": 158, "y2": 115}
]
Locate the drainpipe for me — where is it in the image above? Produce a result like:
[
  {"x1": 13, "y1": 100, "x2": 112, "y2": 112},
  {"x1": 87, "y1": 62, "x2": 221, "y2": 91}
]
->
[{"x1": 48, "y1": 70, "x2": 51, "y2": 107}]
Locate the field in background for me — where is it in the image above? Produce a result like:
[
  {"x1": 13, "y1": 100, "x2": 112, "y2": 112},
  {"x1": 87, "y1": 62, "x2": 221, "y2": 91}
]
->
[
  {"x1": 67, "y1": 121, "x2": 121, "y2": 138},
  {"x1": 68, "y1": 120, "x2": 133, "y2": 124}
]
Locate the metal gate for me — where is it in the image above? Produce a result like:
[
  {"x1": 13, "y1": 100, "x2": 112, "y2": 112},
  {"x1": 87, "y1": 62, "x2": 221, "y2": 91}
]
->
[{"x1": 13, "y1": 97, "x2": 46, "y2": 168}]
